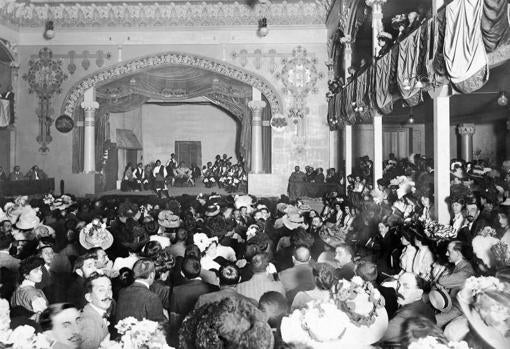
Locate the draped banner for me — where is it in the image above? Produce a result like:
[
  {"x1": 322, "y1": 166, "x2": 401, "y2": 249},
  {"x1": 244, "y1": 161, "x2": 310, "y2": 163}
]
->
[
  {"x1": 433, "y1": 8, "x2": 448, "y2": 78},
  {"x1": 0, "y1": 98, "x2": 10, "y2": 127},
  {"x1": 481, "y1": 0, "x2": 510, "y2": 52},
  {"x1": 345, "y1": 82, "x2": 356, "y2": 125},
  {"x1": 444, "y1": 0, "x2": 489, "y2": 93},
  {"x1": 398, "y1": 28, "x2": 422, "y2": 107},
  {"x1": 328, "y1": 95, "x2": 337, "y2": 129},
  {"x1": 355, "y1": 69, "x2": 371, "y2": 122},
  {"x1": 375, "y1": 52, "x2": 393, "y2": 115}
]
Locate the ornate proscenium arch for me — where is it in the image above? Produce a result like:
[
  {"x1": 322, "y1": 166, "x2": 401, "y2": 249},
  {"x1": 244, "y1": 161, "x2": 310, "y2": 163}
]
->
[{"x1": 60, "y1": 51, "x2": 283, "y2": 116}]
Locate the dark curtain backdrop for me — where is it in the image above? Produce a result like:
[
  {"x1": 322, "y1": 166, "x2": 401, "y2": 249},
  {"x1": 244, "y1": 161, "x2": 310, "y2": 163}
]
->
[{"x1": 262, "y1": 95, "x2": 272, "y2": 173}]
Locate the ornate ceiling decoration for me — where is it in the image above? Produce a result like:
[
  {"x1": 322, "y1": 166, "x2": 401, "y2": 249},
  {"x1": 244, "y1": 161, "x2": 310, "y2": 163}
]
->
[{"x1": 0, "y1": 0, "x2": 326, "y2": 28}]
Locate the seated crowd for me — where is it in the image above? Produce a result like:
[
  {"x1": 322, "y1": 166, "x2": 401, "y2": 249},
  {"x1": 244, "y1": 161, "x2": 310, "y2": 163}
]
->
[
  {"x1": 0, "y1": 153, "x2": 509, "y2": 349},
  {"x1": 120, "y1": 153, "x2": 247, "y2": 196}
]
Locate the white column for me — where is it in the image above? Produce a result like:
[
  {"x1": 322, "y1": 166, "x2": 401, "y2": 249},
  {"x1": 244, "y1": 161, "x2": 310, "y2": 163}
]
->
[
  {"x1": 434, "y1": 87, "x2": 451, "y2": 224},
  {"x1": 366, "y1": 0, "x2": 387, "y2": 57},
  {"x1": 367, "y1": 0, "x2": 386, "y2": 186},
  {"x1": 81, "y1": 88, "x2": 99, "y2": 173},
  {"x1": 345, "y1": 125, "x2": 353, "y2": 177},
  {"x1": 457, "y1": 124, "x2": 475, "y2": 162},
  {"x1": 344, "y1": 41, "x2": 353, "y2": 177},
  {"x1": 373, "y1": 114, "x2": 383, "y2": 184},
  {"x1": 329, "y1": 131, "x2": 339, "y2": 169},
  {"x1": 249, "y1": 100, "x2": 266, "y2": 174}
]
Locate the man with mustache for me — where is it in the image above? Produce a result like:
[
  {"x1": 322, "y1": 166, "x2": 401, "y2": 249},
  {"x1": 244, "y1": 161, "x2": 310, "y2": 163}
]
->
[
  {"x1": 457, "y1": 197, "x2": 489, "y2": 243},
  {"x1": 381, "y1": 272, "x2": 435, "y2": 345},
  {"x1": 79, "y1": 273, "x2": 113, "y2": 349},
  {"x1": 40, "y1": 303, "x2": 82, "y2": 349}
]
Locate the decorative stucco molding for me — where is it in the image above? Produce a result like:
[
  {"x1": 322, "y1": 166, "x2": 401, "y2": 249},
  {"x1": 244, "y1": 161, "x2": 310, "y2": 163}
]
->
[
  {"x1": 61, "y1": 51, "x2": 283, "y2": 117},
  {"x1": 0, "y1": 1, "x2": 326, "y2": 28}
]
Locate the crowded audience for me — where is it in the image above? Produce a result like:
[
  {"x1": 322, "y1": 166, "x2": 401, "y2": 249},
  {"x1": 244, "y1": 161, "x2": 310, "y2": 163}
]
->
[{"x1": 0, "y1": 153, "x2": 509, "y2": 349}]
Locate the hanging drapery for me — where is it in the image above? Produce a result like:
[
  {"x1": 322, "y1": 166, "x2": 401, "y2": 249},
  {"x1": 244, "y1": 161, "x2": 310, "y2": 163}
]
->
[
  {"x1": 261, "y1": 95, "x2": 272, "y2": 174},
  {"x1": 444, "y1": 0, "x2": 489, "y2": 94},
  {"x1": 327, "y1": 95, "x2": 337, "y2": 129},
  {"x1": 345, "y1": 82, "x2": 356, "y2": 125},
  {"x1": 481, "y1": 0, "x2": 510, "y2": 52},
  {"x1": 397, "y1": 28, "x2": 423, "y2": 107},
  {"x1": 72, "y1": 107, "x2": 84, "y2": 173},
  {"x1": 375, "y1": 51, "x2": 393, "y2": 115},
  {"x1": 335, "y1": 89, "x2": 346, "y2": 127},
  {"x1": 432, "y1": 8, "x2": 448, "y2": 78},
  {"x1": 355, "y1": 68, "x2": 371, "y2": 122}
]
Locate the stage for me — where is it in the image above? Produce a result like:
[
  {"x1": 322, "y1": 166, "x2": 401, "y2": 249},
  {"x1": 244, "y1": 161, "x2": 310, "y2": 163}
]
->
[{"x1": 93, "y1": 182, "x2": 245, "y2": 199}]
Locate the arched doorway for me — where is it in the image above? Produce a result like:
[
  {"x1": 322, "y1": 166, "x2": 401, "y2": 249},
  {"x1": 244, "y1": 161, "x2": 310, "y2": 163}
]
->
[{"x1": 60, "y1": 51, "x2": 282, "y2": 189}]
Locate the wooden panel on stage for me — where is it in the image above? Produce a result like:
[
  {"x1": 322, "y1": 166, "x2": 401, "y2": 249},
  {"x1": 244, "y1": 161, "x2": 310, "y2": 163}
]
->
[
  {"x1": 0, "y1": 178, "x2": 55, "y2": 196},
  {"x1": 175, "y1": 141, "x2": 201, "y2": 167}
]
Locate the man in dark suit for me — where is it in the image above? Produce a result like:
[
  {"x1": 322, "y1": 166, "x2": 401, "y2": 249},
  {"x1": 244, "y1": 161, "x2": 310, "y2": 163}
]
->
[
  {"x1": 381, "y1": 272, "x2": 435, "y2": 344},
  {"x1": 115, "y1": 258, "x2": 165, "y2": 324},
  {"x1": 195, "y1": 264, "x2": 255, "y2": 309},
  {"x1": 80, "y1": 274, "x2": 113, "y2": 349},
  {"x1": 25, "y1": 165, "x2": 47, "y2": 181},
  {"x1": 8, "y1": 165, "x2": 23, "y2": 181},
  {"x1": 67, "y1": 253, "x2": 100, "y2": 309},
  {"x1": 278, "y1": 246, "x2": 315, "y2": 302},
  {"x1": 457, "y1": 197, "x2": 489, "y2": 243},
  {"x1": 170, "y1": 257, "x2": 218, "y2": 320}
]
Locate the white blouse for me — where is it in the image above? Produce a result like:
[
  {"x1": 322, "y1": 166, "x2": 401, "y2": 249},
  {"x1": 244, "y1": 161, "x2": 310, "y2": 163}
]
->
[
  {"x1": 412, "y1": 246, "x2": 434, "y2": 281},
  {"x1": 400, "y1": 245, "x2": 417, "y2": 273}
]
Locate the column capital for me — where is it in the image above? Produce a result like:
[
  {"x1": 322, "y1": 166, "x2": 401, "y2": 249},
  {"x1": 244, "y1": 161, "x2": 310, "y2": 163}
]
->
[
  {"x1": 81, "y1": 101, "x2": 99, "y2": 112},
  {"x1": 365, "y1": 0, "x2": 387, "y2": 7},
  {"x1": 457, "y1": 123, "x2": 475, "y2": 136},
  {"x1": 248, "y1": 100, "x2": 267, "y2": 113}
]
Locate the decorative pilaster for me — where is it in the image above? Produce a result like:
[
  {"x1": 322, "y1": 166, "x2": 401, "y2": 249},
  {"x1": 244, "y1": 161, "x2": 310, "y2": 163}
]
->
[
  {"x1": 457, "y1": 123, "x2": 475, "y2": 162},
  {"x1": 366, "y1": 0, "x2": 387, "y2": 57},
  {"x1": 81, "y1": 94, "x2": 99, "y2": 173},
  {"x1": 249, "y1": 100, "x2": 267, "y2": 174}
]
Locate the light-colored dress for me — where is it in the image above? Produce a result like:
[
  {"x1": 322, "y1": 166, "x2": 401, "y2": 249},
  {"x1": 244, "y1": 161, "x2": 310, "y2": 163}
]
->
[{"x1": 291, "y1": 288, "x2": 331, "y2": 310}]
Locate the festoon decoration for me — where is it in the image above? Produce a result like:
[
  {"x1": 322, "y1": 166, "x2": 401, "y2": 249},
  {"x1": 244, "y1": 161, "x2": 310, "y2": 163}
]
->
[
  {"x1": 275, "y1": 46, "x2": 324, "y2": 125},
  {"x1": 23, "y1": 47, "x2": 68, "y2": 152}
]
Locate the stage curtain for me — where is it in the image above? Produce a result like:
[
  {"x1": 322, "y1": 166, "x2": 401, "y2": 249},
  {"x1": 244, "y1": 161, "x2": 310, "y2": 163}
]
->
[
  {"x1": 444, "y1": 0, "x2": 489, "y2": 94},
  {"x1": 72, "y1": 107, "x2": 84, "y2": 173},
  {"x1": 481, "y1": 0, "x2": 510, "y2": 52},
  {"x1": 397, "y1": 28, "x2": 422, "y2": 107},
  {"x1": 262, "y1": 95, "x2": 271, "y2": 173},
  {"x1": 375, "y1": 52, "x2": 393, "y2": 115}
]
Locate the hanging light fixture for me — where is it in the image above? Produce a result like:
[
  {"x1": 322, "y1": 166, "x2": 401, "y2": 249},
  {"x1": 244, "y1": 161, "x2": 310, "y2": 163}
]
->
[
  {"x1": 497, "y1": 91, "x2": 508, "y2": 106},
  {"x1": 408, "y1": 107, "x2": 415, "y2": 124},
  {"x1": 44, "y1": 20, "x2": 55, "y2": 40}
]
